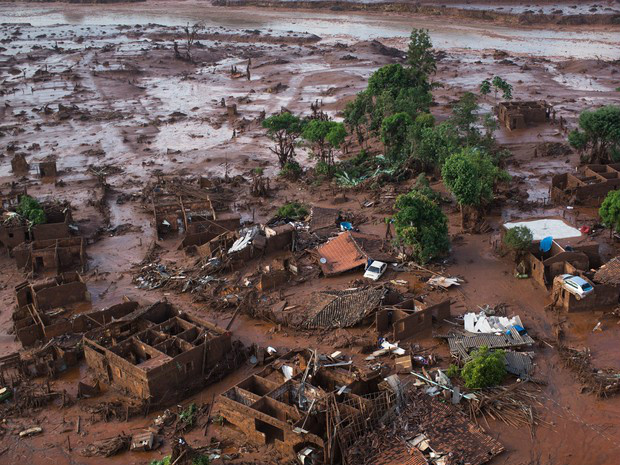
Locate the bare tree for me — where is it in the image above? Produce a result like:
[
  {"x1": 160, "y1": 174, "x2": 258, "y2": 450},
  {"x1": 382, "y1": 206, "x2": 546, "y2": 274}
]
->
[{"x1": 175, "y1": 21, "x2": 205, "y2": 62}]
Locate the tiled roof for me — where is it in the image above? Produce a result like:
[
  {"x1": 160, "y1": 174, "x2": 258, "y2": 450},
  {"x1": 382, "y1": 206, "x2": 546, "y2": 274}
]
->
[
  {"x1": 317, "y1": 231, "x2": 395, "y2": 276},
  {"x1": 317, "y1": 231, "x2": 368, "y2": 275},
  {"x1": 594, "y1": 256, "x2": 620, "y2": 285}
]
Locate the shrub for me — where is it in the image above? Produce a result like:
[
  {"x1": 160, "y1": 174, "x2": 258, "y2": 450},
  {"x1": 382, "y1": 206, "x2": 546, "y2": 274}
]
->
[
  {"x1": 315, "y1": 160, "x2": 331, "y2": 177},
  {"x1": 276, "y1": 202, "x2": 308, "y2": 221},
  {"x1": 150, "y1": 457, "x2": 171, "y2": 465},
  {"x1": 445, "y1": 364, "x2": 460, "y2": 378},
  {"x1": 279, "y1": 160, "x2": 302, "y2": 179},
  {"x1": 461, "y1": 346, "x2": 506, "y2": 389},
  {"x1": 503, "y1": 226, "x2": 533, "y2": 253}
]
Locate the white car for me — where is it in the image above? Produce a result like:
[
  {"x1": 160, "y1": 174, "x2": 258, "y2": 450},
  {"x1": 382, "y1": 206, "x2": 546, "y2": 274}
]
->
[
  {"x1": 560, "y1": 274, "x2": 594, "y2": 300},
  {"x1": 364, "y1": 261, "x2": 388, "y2": 281}
]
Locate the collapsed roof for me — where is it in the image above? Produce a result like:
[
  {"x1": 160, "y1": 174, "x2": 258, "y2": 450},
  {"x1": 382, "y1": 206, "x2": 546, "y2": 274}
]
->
[{"x1": 316, "y1": 231, "x2": 395, "y2": 276}]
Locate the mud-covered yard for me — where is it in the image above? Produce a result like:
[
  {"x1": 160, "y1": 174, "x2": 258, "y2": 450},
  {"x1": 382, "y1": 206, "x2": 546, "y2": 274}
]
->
[{"x1": 1, "y1": 2, "x2": 620, "y2": 465}]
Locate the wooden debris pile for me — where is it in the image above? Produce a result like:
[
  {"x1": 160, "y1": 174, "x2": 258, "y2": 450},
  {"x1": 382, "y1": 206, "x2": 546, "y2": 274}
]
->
[
  {"x1": 344, "y1": 386, "x2": 504, "y2": 465},
  {"x1": 80, "y1": 434, "x2": 132, "y2": 457},
  {"x1": 81, "y1": 398, "x2": 147, "y2": 422},
  {"x1": 0, "y1": 381, "x2": 64, "y2": 418},
  {"x1": 468, "y1": 382, "x2": 545, "y2": 433},
  {"x1": 557, "y1": 345, "x2": 620, "y2": 398}
]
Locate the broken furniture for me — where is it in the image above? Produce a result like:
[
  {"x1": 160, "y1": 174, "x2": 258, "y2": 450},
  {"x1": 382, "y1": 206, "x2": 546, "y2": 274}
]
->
[{"x1": 84, "y1": 301, "x2": 234, "y2": 405}]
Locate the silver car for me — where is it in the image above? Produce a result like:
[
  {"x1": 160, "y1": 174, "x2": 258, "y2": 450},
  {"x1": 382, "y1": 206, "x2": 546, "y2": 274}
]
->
[{"x1": 560, "y1": 274, "x2": 594, "y2": 300}]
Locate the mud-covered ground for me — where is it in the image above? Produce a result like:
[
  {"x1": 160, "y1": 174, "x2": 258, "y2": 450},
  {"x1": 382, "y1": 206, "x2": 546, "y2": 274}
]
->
[{"x1": 1, "y1": 2, "x2": 620, "y2": 464}]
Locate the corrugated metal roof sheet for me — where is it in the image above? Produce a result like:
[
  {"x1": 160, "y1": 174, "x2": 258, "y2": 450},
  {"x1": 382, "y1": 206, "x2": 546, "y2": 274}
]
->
[{"x1": 447, "y1": 332, "x2": 534, "y2": 353}]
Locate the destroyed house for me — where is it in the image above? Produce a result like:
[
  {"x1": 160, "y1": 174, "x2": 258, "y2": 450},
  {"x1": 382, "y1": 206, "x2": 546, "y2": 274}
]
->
[
  {"x1": 13, "y1": 236, "x2": 85, "y2": 274},
  {"x1": 219, "y1": 349, "x2": 393, "y2": 463},
  {"x1": 0, "y1": 200, "x2": 73, "y2": 252},
  {"x1": 12, "y1": 272, "x2": 90, "y2": 346},
  {"x1": 36, "y1": 159, "x2": 58, "y2": 178},
  {"x1": 83, "y1": 301, "x2": 232, "y2": 404},
  {"x1": 223, "y1": 224, "x2": 296, "y2": 264},
  {"x1": 151, "y1": 185, "x2": 240, "y2": 245},
  {"x1": 497, "y1": 100, "x2": 550, "y2": 131},
  {"x1": 316, "y1": 231, "x2": 395, "y2": 276},
  {"x1": 376, "y1": 298, "x2": 451, "y2": 341},
  {"x1": 501, "y1": 218, "x2": 600, "y2": 287},
  {"x1": 551, "y1": 164, "x2": 620, "y2": 206},
  {"x1": 551, "y1": 257, "x2": 620, "y2": 312}
]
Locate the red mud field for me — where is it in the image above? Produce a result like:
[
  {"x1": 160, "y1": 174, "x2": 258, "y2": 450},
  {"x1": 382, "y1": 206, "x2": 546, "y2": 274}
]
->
[{"x1": 0, "y1": 2, "x2": 620, "y2": 465}]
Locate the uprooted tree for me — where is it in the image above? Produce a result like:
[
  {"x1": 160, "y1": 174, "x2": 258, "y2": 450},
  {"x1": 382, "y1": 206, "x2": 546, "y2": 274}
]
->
[
  {"x1": 568, "y1": 105, "x2": 620, "y2": 164},
  {"x1": 262, "y1": 112, "x2": 304, "y2": 169},
  {"x1": 393, "y1": 190, "x2": 450, "y2": 264}
]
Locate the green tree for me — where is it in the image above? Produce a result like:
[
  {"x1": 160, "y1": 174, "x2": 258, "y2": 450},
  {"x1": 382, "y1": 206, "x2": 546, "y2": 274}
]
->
[
  {"x1": 480, "y1": 79, "x2": 491, "y2": 96},
  {"x1": 491, "y1": 76, "x2": 513, "y2": 102},
  {"x1": 442, "y1": 148, "x2": 504, "y2": 227},
  {"x1": 262, "y1": 112, "x2": 303, "y2": 168},
  {"x1": 393, "y1": 86, "x2": 433, "y2": 119},
  {"x1": 412, "y1": 173, "x2": 440, "y2": 203},
  {"x1": 393, "y1": 190, "x2": 450, "y2": 264},
  {"x1": 344, "y1": 90, "x2": 373, "y2": 146},
  {"x1": 367, "y1": 64, "x2": 430, "y2": 98},
  {"x1": 302, "y1": 120, "x2": 346, "y2": 167},
  {"x1": 407, "y1": 28, "x2": 436, "y2": 77},
  {"x1": 412, "y1": 122, "x2": 460, "y2": 170},
  {"x1": 451, "y1": 92, "x2": 480, "y2": 144},
  {"x1": 461, "y1": 346, "x2": 506, "y2": 389},
  {"x1": 569, "y1": 106, "x2": 620, "y2": 164},
  {"x1": 381, "y1": 112, "x2": 413, "y2": 160},
  {"x1": 503, "y1": 226, "x2": 533, "y2": 259},
  {"x1": 599, "y1": 190, "x2": 620, "y2": 236},
  {"x1": 16, "y1": 195, "x2": 46, "y2": 225}
]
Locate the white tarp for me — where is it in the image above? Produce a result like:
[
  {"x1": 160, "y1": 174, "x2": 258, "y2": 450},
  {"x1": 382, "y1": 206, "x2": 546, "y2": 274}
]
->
[
  {"x1": 504, "y1": 219, "x2": 581, "y2": 241},
  {"x1": 464, "y1": 311, "x2": 524, "y2": 334}
]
